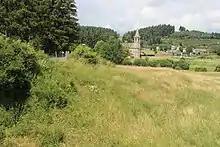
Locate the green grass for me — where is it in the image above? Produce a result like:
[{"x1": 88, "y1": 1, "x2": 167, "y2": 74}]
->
[
  {"x1": 163, "y1": 38, "x2": 219, "y2": 48},
  {"x1": 189, "y1": 58, "x2": 220, "y2": 71},
  {"x1": 2, "y1": 59, "x2": 220, "y2": 146},
  {"x1": 146, "y1": 54, "x2": 220, "y2": 72}
]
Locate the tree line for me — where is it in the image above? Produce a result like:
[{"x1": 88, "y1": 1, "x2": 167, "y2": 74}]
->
[
  {"x1": 123, "y1": 25, "x2": 220, "y2": 47},
  {"x1": 123, "y1": 24, "x2": 175, "y2": 46},
  {"x1": 79, "y1": 26, "x2": 119, "y2": 48},
  {"x1": 0, "y1": 0, "x2": 79, "y2": 55},
  {"x1": 0, "y1": 0, "x2": 120, "y2": 55}
]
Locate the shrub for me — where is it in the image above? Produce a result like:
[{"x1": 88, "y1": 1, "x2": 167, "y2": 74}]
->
[
  {"x1": 216, "y1": 49, "x2": 220, "y2": 56},
  {"x1": 157, "y1": 59, "x2": 173, "y2": 68},
  {"x1": 122, "y1": 58, "x2": 133, "y2": 65},
  {"x1": 0, "y1": 36, "x2": 40, "y2": 109},
  {"x1": 133, "y1": 59, "x2": 148, "y2": 66},
  {"x1": 215, "y1": 65, "x2": 220, "y2": 72},
  {"x1": 97, "y1": 38, "x2": 127, "y2": 64},
  {"x1": 148, "y1": 60, "x2": 159, "y2": 67},
  {"x1": 195, "y1": 67, "x2": 208, "y2": 72},
  {"x1": 70, "y1": 45, "x2": 98, "y2": 65},
  {"x1": 173, "y1": 60, "x2": 190, "y2": 70},
  {"x1": 174, "y1": 66, "x2": 182, "y2": 70}
]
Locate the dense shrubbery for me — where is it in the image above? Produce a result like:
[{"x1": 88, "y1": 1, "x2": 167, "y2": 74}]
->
[
  {"x1": 215, "y1": 65, "x2": 220, "y2": 72},
  {"x1": 121, "y1": 58, "x2": 190, "y2": 70},
  {"x1": 94, "y1": 38, "x2": 128, "y2": 64},
  {"x1": 195, "y1": 67, "x2": 208, "y2": 72},
  {"x1": 217, "y1": 49, "x2": 220, "y2": 56},
  {"x1": 70, "y1": 45, "x2": 98, "y2": 65},
  {"x1": 122, "y1": 58, "x2": 133, "y2": 65},
  {"x1": 0, "y1": 36, "x2": 41, "y2": 109},
  {"x1": 158, "y1": 59, "x2": 173, "y2": 67},
  {"x1": 133, "y1": 59, "x2": 148, "y2": 66},
  {"x1": 173, "y1": 60, "x2": 190, "y2": 70}
]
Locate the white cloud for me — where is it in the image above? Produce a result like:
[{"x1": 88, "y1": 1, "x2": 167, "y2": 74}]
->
[{"x1": 76, "y1": 0, "x2": 220, "y2": 33}]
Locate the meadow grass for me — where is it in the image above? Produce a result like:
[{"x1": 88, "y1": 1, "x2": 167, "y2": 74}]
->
[
  {"x1": 147, "y1": 54, "x2": 220, "y2": 72},
  {"x1": 2, "y1": 59, "x2": 220, "y2": 147}
]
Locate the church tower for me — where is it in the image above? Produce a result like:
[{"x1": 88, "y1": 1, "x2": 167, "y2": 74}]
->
[{"x1": 131, "y1": 29, "x2": 141, "y2": 58}]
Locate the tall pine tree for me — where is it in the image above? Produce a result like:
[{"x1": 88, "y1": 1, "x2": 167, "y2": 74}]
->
[{"x1": 0, "y1": 0, "x2": 79, "y2": 55}]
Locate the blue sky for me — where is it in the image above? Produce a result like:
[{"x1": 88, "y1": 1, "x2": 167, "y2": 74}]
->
[{"x1": 76, "y1": 0, "x2": 220, "y2": 34}]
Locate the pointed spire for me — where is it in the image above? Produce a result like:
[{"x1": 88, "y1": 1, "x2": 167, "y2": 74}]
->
[{"x1": 134, "y1": 29, "x2": 140, "y2": 38}]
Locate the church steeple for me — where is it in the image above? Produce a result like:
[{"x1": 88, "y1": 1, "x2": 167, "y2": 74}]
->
[
  {"x1": 129, "y1": 28, "x2": 141, "y2": 58},
  {"x1": 135, "y1": 29, "x2": 140, "y2": 38},
  {"x1": 134, "y1": 29, "x2": 140, "y2": 43}
]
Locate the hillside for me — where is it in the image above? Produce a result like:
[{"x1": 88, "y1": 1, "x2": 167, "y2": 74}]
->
[{"x1": 2, "y1": 59, "x2": 220, "y2": 146}]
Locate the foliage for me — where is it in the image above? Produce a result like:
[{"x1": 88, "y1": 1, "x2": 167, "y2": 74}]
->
[
  {"x1": 215, "y1": 65, "x2": 220, "y2": 72},
  {"x1": 1, "y1": 58, "x2": 220, "y2": 146},
  {"x1": 0, "y1": 36, "x2": 40, "y2": 109},
  {"x1": 123, "y1": 24, "x2": 175, "y2": 45},
  {"x1": 0, "y1": 126, "x2": 5, "y2": 144},
  {"x1": 97, "y1": 38, "x2": 127, "y2": 64},
  {"x1": 157, "y1": 59, "x2": 173, "y2": 67},
  {"x1": 94, "y1": 40, "x2": 105, "y2": 53},
  {"x1": 122, "y1": 58, "x2": 133, "y2": 66},
  {"x1": 194, "y1": 67, "x2": 208, "y2": 72},
  {"x1": 79, "y1": 26, "x2": 119, "y2": 48},
  {"x1": 216, "y1": 48, "x2": 220, "y2": 56},
  {"x1": 148, "y1": 60, "x2": 158, "y2": 67},
  {"x1": 173, "y1": 60, "x2": 190, "y2": 70},
  {"x1": 71, "y1": 45, "x2": 98, "y2": 65},
  {"x1": 133, "y1": 59, "x2": 148, "y2": 66},
  {"x1": 41, "y1": 129, "x2": 65, "y2": 146},
  {"x1": 0, "y1": 0, "x2": 79, "y2": 55},
  {"x1": 171, "y1": 30, "x2": 220, "y2": 39},
  {"x1": 186, "y1": 46, "x2": 193, "y2": 55},
  {"x1": 179, "y1": 26, "x2": 186, "y2": 32}
]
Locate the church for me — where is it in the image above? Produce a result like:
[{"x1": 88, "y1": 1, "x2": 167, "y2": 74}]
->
[{"x1": 129, "y1": 29, "x2": 141, "y2": 58}]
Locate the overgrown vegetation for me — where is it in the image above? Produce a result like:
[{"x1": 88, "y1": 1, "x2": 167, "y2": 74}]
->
[
  {"x1": 1, "y1": 0, "x2": 220, "y2": 146},
  {"x1": 122, "y1": 58, "x2": 190, "y2": 70},
  {"x1": 0, "y1": 36, "x2": 41, "y2": 110},
  {"x1": 215, "y1": 65, "x2": 220, "y2": 72},
  {"x1": 194, "y1": 67, "x2": 208, "y2": 72},
  {"x1": 1, "y1": 53, "x2": 220, "y2": 146},
  {"x1": 70, "y1": 45, "x2": 98, "y2": 65}
]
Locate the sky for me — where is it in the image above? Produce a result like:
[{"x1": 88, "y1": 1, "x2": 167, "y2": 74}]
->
[{"x1": 76, "y1": 0, "x2": 220, "y2": 34}]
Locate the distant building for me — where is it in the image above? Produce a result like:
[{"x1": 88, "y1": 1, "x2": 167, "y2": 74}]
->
[
  {"x1": 129, "y1": 29, "x2": 141, "y2": 58},
  {"x1": 192, "y1": 49, "x2": 208, "y2": 55}
]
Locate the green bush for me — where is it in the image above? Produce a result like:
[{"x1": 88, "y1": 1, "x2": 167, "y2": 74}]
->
[
  {"x1": 122, "y1": 58, "x2": 133, "y2": 65},
  {"x1": 70, "y1": 45, "x2": 98, "y2": 65},
  {"x1": 195, "y1": 67, "x2": 208, "y2": 72},
  {"x1": 215, "y1": 65, "x2": 220, "y2": 72},
  {"x1": 173, "y1": 60, "x2": 190, "y2": 70},
  {"x1": 0, "y1": 36, "x2": 41, "y2": 109},
  {"x1": 133, "y1": 59, "x2": 148, "y2": 66},
  {"x1": 174, "y1": 66, "x2": 182, "y2": 70},
  {"x1": 96, "y1": 38, "x2": 127, "y2": 64},
  {"x1": 157, "y1": 59, "x2": 173, "y2": 68},
  {"x1": 216, "y1": 49, "x2": 220, "y2": 56},
  {"x1": 148, "y1": 60, "x2": 159, "y2": 67}
]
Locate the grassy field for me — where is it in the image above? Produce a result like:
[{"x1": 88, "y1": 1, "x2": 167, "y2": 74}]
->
[
  {"x1": 144, "y1": 52, "x2": 220, "y2": 72},
  {"x1": 162, "y1": 38, "x2": 219, "y2": 49},
  {"x1": 2, "y1": 59, "x2": 220, "y2": 146}
]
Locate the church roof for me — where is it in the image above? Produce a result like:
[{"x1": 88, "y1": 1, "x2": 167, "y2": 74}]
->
[{"x1": 134, "y1": 29, "x2": 140, "y2": 37}]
